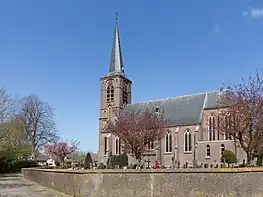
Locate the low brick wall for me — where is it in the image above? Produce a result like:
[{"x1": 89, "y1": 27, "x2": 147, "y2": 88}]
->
[{"x1": 22, "y1": 168, "x2": 263, "y2": 197}]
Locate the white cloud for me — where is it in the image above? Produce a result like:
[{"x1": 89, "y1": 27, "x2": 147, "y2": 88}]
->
[
  {"x1": 251, "y1": 8, "x2": 263, "y2": 18},
  {"x1": 243, "y1": 7, "x2": 263, "y2": 18},
  {"x1": 213, "y1": 24, "x2": 219, "y2": 34}
]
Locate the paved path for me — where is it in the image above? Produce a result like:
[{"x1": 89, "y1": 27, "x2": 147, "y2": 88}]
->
[{"x1": 0, "y1": 174, "x2": 68, "y2": 197}]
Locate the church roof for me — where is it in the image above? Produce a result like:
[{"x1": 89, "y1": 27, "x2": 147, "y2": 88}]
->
[{"x1": 123, "y1": 91, "x2": 220, "y2": 126}]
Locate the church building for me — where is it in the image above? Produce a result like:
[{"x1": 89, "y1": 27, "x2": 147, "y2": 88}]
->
[{"x1": 98, "y1": 19, "x2": 246, "y2": 168}]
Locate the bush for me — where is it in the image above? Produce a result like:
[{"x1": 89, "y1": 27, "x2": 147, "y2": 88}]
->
[
  {"x1": 84, "y1": 152, "x2": 93, "y2": 169},
  {"x1": 106, "y1": 152, "x2": 129, "y2": 169},
  {"x1": 0, "y1": 158, "x2": 37, "y2": 174},
  {"x1": 54, "y1": 160, "x2": 60, "y2": 166},
  {"x1": 0, "y1": 156, "x2": 9, "y2": 173},
  {"x1": 98, "y1": 163, "x2": 106, "y2": 169},
  {"x1": 239, "y1": 163, "x2": 247, "y2": 168},
  {"x1": 119, "y1": 152, "x2": 128, "y2": 168},
  {"x1": 106, "y1": 151, "x2": 113, "y2": 169},
  {"x1": 221, "y1": 149, "x2": 237, "y2": 167},
  {"x1": 256, "y1": 156, "x2": 263, "y2": 167}
]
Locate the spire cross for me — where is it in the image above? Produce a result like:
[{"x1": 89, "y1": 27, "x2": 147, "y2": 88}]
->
[{"x1": 115, "y1": 12, "x2": 118, "y2": 21}]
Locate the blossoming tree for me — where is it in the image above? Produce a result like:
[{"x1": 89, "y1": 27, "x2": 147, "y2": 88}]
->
[
  {"x1": 106, "y1": 106, "x2": 168, "y2": 162},
  {"x1": 44, "y1": 140, "x2": 79, "y2": 167}
]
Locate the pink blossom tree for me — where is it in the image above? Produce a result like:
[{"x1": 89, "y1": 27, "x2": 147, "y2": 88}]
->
[
  {"x1": 106, "y1": 106, "x2": 168, "y2": 162},
  {"x1": 44, "y1": 140, "x2": 79, "y2": 167}
]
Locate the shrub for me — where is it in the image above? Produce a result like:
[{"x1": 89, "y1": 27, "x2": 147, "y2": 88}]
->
[
  {"x1": 106, "y1": 152, "x2": 129, "y2": 169},
  {"x1": 119, "y1": 152, "x2": 128, "y2": 168},
  {"x1": 97, "y1": 163, "x2": 106, "y2": 169},
  {"x1": 239, "y1": 163, "x2": 247, "y2": 168},
  {"x1": 0, "y1": 156, "x2": 9, "y2": 174},
  {"x1": 106, "y1": 151, "x2": 113, "y2": 169},
  {"x1": 55, "y1": 160, "x2": 60, "y2": 166},
  {"x1": 0, "y1": 159, "x2": 37, "y2": 174},
  {"x1": 84, "y1": 152, "x2": 93, "y2": 169},
  {"x1": 221, "y1": 149, "x2": 237, "y2": 167},
  {"x1": 256, "y1": 156, "x2": 263, "y2": 167}
]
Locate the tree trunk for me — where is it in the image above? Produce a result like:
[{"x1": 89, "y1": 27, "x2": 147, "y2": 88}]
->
[
  {"x1": 31, "y1": 145, "x2": 36, "y2": 161},
  {"x1": 61, "y1": 158, "x2": 65, "y2": 168},
  {"x1": 246, "y1": 151, "x2": 252, "y2": 166}
]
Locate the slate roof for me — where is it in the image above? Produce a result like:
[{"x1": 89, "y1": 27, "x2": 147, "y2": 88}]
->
[
  {"x1": 108, "y1": 21, "x2": 124, "y2": 76},
  {"x1": 123, "y1": 91, "x2": 220, "y2": 126}
]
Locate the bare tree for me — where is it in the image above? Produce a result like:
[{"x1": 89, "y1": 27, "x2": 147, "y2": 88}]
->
[
  {"x1": 18, "y1": 95, "x2": 59, "y2": 160},
  {"x1": 106, "y1": 106, "x2": 168, "y2": 161},
  {"x1": 217, "y1": 71, "x2": 263, "y2": 165},
  {"x1": 0, "y1": 118, "x2": 29, "y2": 152},
  {"x1": 0, "y1": 87, "x2": 16, "y2": 153},
  {"x1": 0, "y1": 87, "x2": 14, "y2": 124}
]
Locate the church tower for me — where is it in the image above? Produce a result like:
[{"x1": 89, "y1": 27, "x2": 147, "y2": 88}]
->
[{"x1": 98, "y1": 18, "x2": 132, "y2": 163}]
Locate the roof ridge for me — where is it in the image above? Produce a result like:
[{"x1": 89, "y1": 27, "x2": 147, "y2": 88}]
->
[{"x1": 134, "y1": 90, "x2": 219, "y2": 104}]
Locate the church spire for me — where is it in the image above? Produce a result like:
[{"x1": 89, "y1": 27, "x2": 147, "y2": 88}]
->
[{"x1": 109, "y1": 13, "x2": 124, "y2": 74}]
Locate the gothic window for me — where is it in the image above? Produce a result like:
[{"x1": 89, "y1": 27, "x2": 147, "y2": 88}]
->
[
  {"x1": 115, "y1": 137, "x2": 121, "y2": 155},
  {"x1": 206, "y1": 145, "x2": 211, "y2": 158},
  {"x1": 147, "y1": 139, "x2": 154, "y2": 150},
  {"x1": 123, "y1": 84, "x2": 128, "y2": 105},
  {"x1": 165, "y1": 132, "x2": 172, "y2": 153},
  {"x1": 221, "y1": 144, "x2": 225, "y2": 155},
  {"x1": 184, "y1": 129, "x2": 192, "y2": 152},
  {"x1": 208, "y1": 115, "x2": 216, "y2": 141},
  {"x1": 225, "y1": 114, "x2": 232, "y2": 140},
  {"x1": 107, "y1": 85, "x2": 114, "y2": 102},
  {"x1": 104, "y1": 137, "x2": 107, "y2": 155}
]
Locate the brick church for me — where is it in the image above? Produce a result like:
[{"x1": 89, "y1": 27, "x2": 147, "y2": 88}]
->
[{"x1": 98, "y1": 19, "x2": 246, "y2": 168}]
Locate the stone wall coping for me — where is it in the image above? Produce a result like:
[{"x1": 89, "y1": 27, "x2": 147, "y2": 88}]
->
[{"x1": 22, "y1": 167, "x2": 263, "y2": 174}]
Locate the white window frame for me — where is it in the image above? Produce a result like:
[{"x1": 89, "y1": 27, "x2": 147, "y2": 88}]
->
[
  {"x1": 115, "y1": 137, "x2": 120, "y2": 155},
  {"x1": 208, "y1": 115, "x2": 216, "y2": 141},
  {"x1": 184, "y1": 129, "x2": 192, "y2": 153},
  {"x1": 165, "y1": 132, "x2": 172, "y2": 153}
]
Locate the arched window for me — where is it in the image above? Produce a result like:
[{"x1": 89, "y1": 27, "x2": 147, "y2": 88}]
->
[
  {"x1": 122, "y1": 84, "x2": 128, "y2": 105},
  {"x1": 221, "y1": 144, "x2": 225, "y2": 155},
  {"x1": 206, "y1": 145, "x2": 211, "y2": 158},
  {"x1": 107, "y1": 85, "x2": 114, "y2": 102},
  {"x1": 165, "y1": 132, "x2": 172, "y2": 153},
  {"x1": 208, "y1": 115, "x2": 216, "y2": 141},
  {"x1": 225, "y1": 114, "x2": 232, "y2": 140},
  {"x1": 184, "y1": 129, "x2": 192, "y2": 152},
  {"x1": 148, "y1": 139, "x2": 154, "y2": 150},
  {"x1": 104, "y1": 137, "x2": 107, "y2": 155},
  {"x1": 115, "y1": 137, "x2": 121, "y2": 155}
]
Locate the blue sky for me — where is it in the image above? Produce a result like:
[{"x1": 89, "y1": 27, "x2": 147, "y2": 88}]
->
[{"x1": 0, "y1": 1, "x2": 263, "y2": 152}]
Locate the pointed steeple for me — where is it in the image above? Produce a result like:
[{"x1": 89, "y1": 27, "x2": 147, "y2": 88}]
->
[{"x1": 109, "y1": 15, "x2": 124, "y2": 75}]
